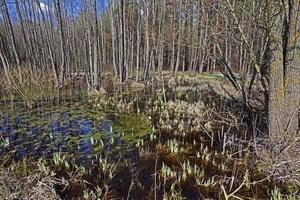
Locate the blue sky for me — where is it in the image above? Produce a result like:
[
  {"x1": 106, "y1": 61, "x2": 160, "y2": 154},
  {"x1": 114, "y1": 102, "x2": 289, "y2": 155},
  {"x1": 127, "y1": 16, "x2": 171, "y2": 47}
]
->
[{"x1": 2, "y1": 0, "x2": 108, "y2": 22}]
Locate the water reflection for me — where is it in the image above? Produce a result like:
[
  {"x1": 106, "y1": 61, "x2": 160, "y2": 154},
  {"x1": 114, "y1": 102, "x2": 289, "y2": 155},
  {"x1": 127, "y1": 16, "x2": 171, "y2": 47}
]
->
[
  {"x1": 79, "y1": 119, "x2": 93, "y2": 156},
  {"x1": 0, "y1": 101, "x2": 149, "y2": 164}
]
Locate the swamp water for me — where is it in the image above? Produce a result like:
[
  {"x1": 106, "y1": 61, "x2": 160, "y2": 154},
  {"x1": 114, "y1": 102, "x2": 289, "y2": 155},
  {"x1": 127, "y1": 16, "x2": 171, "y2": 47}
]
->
[
  {"x1": 0, "y1": 101, "x2": 150, "y2": 162},
  {"x1": 0, "y1": 86, "x2": 294, "y2": 199}
]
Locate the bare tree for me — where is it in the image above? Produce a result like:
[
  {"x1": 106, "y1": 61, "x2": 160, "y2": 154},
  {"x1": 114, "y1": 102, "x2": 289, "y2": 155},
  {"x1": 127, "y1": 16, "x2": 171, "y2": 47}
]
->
[
  {"x1": 55, "y1": 0, "x2": 67, "y2": 87},
  {"x1": 92, "y1": 0, "x2": 99, "y2": 89},
  {"x1": 2, "y1": 0, "x2": 22, "y2": 82}
]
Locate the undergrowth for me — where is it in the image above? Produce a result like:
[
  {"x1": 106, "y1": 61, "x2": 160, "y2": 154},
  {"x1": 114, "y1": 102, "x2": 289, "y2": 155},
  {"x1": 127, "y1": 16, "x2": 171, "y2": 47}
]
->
[{"x1": 0, "y1": 73, "x2": 299, "y2": 199}]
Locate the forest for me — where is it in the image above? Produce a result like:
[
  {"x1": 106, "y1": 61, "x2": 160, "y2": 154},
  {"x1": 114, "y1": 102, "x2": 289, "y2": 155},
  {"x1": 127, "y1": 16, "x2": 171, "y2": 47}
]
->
[{"x1": 0, "y1": 0, "x2": 299, "y2": 199}]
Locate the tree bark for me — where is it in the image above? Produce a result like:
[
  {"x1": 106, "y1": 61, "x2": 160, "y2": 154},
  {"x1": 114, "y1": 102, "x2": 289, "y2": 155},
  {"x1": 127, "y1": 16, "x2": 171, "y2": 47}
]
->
[
  {"x1": 55, "y1": 0, "x2": 66, "y2": 87},
  {"x1": 269, "y1": 0, "x2": 300, "y2": 136},
  {"x1": 92, "y1": 0, "x2": 99, "y2": 90}
]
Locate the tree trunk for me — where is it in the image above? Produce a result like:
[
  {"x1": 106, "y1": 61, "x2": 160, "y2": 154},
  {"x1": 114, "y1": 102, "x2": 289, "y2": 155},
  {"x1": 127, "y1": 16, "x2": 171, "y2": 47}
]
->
[
  {"x1": 269, "y1": 1, "x2": 300, "y2": 136},
  {"x1": 92, "y1": 0, "x2": 99, "y2": 90},
  {"x1": 110, "y1": 0, "x2": 118, "y2": 78},
  {"x1": 55, "y1": 0, "x2": 66, "y2": 87},
  {"x1": 3, "y1": 0, "x2": 22, "y2": 82}
]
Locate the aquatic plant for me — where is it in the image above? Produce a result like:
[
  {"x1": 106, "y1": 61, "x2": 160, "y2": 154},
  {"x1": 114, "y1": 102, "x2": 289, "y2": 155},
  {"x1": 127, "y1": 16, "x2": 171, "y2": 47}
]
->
[
  {"x1": 271, "y1": 187, "x2": 283, "y2": 200},
  {"x1": 0, "y1": 79, "x2": 298, "y2": 199},
  {"x1": 38, "y1": 158, "x2": 52, "y2": 176},
  {"x1": 167, "y1": 139, "x2": 180, "y2": 154},
  {"x1": 83, "y1": 187, "x2": 103, "y2": 200},
  {"x1": 136, "y1": 138, "x2": 144, "y2": 148},
  {"x1": 162, "y1": 185, "x2": 184, "y2": 200},
  {"x1": 180, "y1": 160, "x2": 204, "y2": 182},
  {"x1": 99, "y1": 156, "x2": 117, "y2": 180},
  {"x1": 161, "y1": 162, "x2": 177, "y2": 180},
  {"x1": 53, "y1": 152, "x2": 69, "y2": 169}
]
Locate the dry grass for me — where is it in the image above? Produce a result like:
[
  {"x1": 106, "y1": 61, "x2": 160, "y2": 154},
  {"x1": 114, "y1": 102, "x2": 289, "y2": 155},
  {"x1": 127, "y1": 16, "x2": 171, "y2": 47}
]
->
[
  {"x1": 256, "y1": 135, "x2": 300, "y2": 188},
  {"x1": 0, "y1": 167, "x2": 61, "y2": 200},
  {"x1": 1, "y1": 68, "x2": 57, "y2": 103}
]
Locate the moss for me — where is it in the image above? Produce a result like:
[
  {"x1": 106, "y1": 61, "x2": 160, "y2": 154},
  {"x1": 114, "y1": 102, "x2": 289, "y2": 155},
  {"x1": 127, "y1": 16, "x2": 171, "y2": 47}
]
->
[{"x1": 112, "y1": 113, "x2": 152, "y2": 142}]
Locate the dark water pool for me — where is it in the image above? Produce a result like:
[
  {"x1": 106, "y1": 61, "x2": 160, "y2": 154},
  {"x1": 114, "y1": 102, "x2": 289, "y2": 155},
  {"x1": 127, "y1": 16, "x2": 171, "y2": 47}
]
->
[{"x1": 0, "y1": 97, "x2": 152, "y2": 164}]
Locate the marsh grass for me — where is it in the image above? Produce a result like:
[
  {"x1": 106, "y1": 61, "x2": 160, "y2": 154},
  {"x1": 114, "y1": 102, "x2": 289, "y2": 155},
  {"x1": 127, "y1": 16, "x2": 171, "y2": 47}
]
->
[
  {"x1": 0, "y1": 73, "x2": 299, "y2": 199},
  {"x1": 0, "y1": 158, "x2": 60, "y2": 200},
  {"x1": 1, "y1": 69, "x2": 55, "y2": 102},
  {"x1": 0, "y1": 69, "x2": 87, "y2": 108}
]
